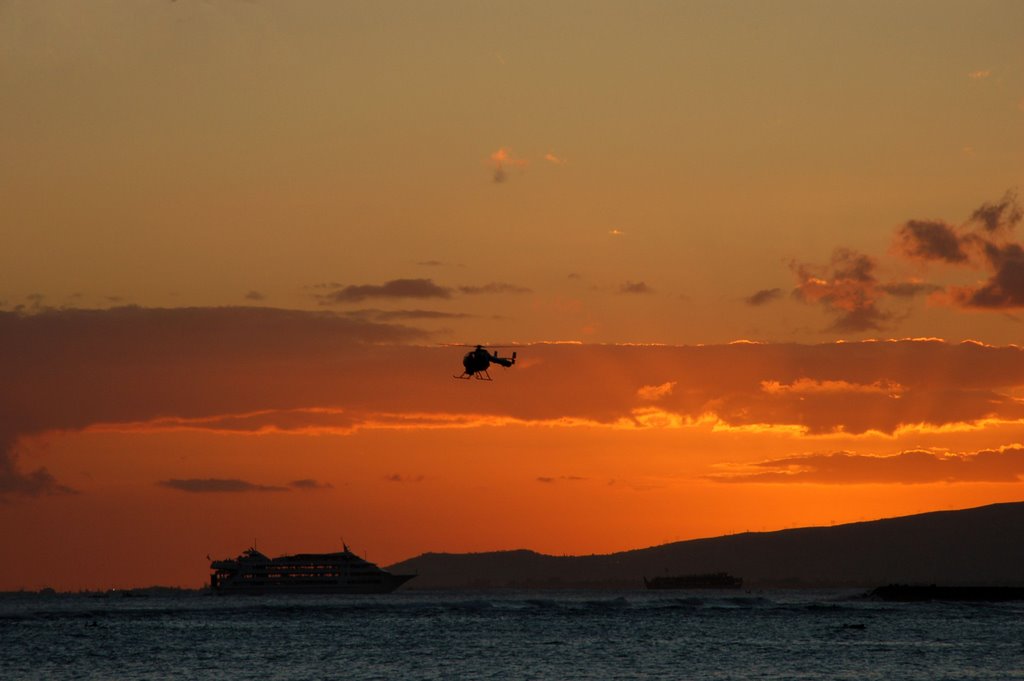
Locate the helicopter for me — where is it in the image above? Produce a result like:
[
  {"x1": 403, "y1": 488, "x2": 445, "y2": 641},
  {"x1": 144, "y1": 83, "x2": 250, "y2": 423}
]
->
[{"x1": 454, "y1": 345, "x2": 517, "y2": 380}]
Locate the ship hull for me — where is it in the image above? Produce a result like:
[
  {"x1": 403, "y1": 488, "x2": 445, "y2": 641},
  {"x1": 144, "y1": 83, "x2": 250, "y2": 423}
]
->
[{"x1": 212, "y1": 574, "x2": 415, "y2": 595}]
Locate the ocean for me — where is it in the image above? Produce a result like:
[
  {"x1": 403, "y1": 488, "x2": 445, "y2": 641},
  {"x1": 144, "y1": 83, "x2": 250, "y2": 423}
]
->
[{"x1": 2, "y1": 589, "x2": 1023, "y2": 680}]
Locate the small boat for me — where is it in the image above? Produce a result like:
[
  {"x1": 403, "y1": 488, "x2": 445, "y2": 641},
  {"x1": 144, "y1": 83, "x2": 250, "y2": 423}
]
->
[{"x1": 643, "y1": 572, "x2": 743, "y2": 589}]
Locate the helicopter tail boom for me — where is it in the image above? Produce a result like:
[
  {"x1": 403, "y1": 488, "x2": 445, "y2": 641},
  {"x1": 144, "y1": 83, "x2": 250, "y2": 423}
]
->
[{"x1": 491, "y1": 350, "x2": 516, "y2": 368}]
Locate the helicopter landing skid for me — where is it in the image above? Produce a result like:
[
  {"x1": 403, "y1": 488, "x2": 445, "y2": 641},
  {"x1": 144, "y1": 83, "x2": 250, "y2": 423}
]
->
[{"x1": 453, "y1": 371, "x2": 493, "y2": 380}]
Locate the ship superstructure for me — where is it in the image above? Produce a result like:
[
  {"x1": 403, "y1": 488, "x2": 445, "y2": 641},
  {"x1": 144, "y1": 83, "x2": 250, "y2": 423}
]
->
[{"x1": 210, "y1": 545, "x2": 415, "y2": 594}]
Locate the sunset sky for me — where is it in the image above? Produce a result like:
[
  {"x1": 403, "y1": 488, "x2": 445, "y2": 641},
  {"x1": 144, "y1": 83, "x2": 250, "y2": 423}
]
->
[{"x1": 2, "y1": 0, "x2": 1024, "y2": 590}]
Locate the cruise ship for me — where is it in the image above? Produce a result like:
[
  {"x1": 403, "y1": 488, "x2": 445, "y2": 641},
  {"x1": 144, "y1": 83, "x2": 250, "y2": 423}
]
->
[{"x1": 210, "y1": 545, "x2": 415, "y2": 594}]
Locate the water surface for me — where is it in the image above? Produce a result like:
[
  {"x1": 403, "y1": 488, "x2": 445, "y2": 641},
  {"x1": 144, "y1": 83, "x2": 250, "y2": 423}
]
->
[{"x1": 3, "y1": 589, "x2": 1022, "y2": 679}]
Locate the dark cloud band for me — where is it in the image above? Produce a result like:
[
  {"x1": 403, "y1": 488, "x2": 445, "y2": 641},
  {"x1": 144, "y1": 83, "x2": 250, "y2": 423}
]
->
[
  {"x1": 158, "y1": 478, "x2": 289, "y2": 493},
  {"x1": 6, "y1": 307, "x2": 1024, "y2": 496}
]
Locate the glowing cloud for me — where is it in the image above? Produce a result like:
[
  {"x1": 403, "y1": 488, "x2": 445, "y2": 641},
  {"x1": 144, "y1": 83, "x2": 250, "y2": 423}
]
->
[
  {"x1": 761, "y1": 378, "x2": 903, "y2": 396},
  {"x1": 637, "y1": 382, "x2": 676, "y2": 401},
  {"x1": 490, "y1": 147, "x2": 527, "y2": 183},
  {"x1": 713, "y1": 446, "x2": 1024, "y2": 484}
]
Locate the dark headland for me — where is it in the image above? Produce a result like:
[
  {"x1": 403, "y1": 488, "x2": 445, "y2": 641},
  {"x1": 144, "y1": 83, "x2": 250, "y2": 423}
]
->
[{"x1": 388, "y1": 501, "x2": 1024, "y2": 589}]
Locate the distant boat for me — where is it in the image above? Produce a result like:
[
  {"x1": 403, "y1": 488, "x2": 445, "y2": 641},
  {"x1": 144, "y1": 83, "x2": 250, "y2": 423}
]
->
[
  {"x1": 643, "y1": 572, "x2": 743, "y2": 589},
  {"x1": 210, "y1": 545, "x2": 415, "y2": 595}
]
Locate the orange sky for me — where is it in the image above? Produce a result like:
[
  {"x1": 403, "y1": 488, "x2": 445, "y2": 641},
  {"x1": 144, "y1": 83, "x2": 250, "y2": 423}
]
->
[{"x1": 2, "y1": 1, "x2": 1024, "y2": 590}]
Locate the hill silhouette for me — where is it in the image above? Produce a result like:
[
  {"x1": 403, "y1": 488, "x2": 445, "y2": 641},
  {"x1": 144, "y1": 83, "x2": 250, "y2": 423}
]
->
[{"x1": 388, "y1": 502, "x2": 1024, "y2": 589}]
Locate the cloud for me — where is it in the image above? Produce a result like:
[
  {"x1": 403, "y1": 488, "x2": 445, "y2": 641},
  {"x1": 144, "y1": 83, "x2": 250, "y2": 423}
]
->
[
  {"x1": 385, "y1": 473, "x2": 424, "y2": 483},
  {"x1": 536, "y1": 475, "x2": 585, "y2": 484},
  {"x1": 0, "y1": 306, "x2": 428, "y2": 497},
  {"x1": 791, "y1": 248, "x2": 891, "y2": 332},
  {"x1": 342, "y1": 309, "x2": 474, "y2": 322},
  {"x1": 637, "y1": 382, "x2": 676, "y2": 401},
  {"x1": 894, "y1": 191, "x2": 1024, "y2": 309},
  {"x1": 713, "y1": 446, "x2": 1024, "y2": 484},
  {"x1": 457, "y1": 282, "x2": 532, "y2": 295},
  {"x1": 315, "y1": 279, "x2": 453, "y2": 304},
  {"x1": 895, "y1": 220, "x2": 970, "y2": 263},
  {"x1": 760, "y1": 378, "x2": 903, "y2": 397},
  {"x1": 158, "y1": 478, "x2": 290, "y2": 493},
  {"x1": 878, "y1": 281, "x2": 942, "y2": 297},
  {"x1": 619, "y1": 281, "x2": 653, "y2": 294},
  {"x1": 789, "y1": 255, "x2": 937, "y2": 331},
  {"x1": 970, "y1": 191, "x2": 1022, "y2": 233},
  {"x1": 745, "y1": 288, "x2": 783, "y2": 306},
  {"x1": 948, "y1": 245, "x2": 1024, "y2": 308},
  {"x1": 0, "y1": 443, "x2": 76, "y2": 498},
  {"x1": 968, "y1": 69, "x2": 992, "y2": 80},
  {"x1": 490, "y1": 147, "x2": 527, "y2": 183},
  {"x1": 896, "y1": 193, "x2": 1022, "y2": 267},
  {"x1": 314, "y1": 279, "x2": 530, "y2": 305},
  {"x1": 244, "y1": 290, "x2": 266, "y2": 301},
  {"x1": 11, "y1": 294, "x2": 46, "y2": 314},
  {"x1": 97, "y1": 408, "x2": 362, "y2": 436},
  {"x1": 789, "y1": 191, "x2": 1024, "y2": 325},
  {"x1": 9, "y1": 308, "x2": 1024, "y2": 495},
  {"x1": 543, "y1": 152, "x2": 567, "y2": 165},
  {"x1": 289, "y1": 479, "x2": 333, "y2": 490}
]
